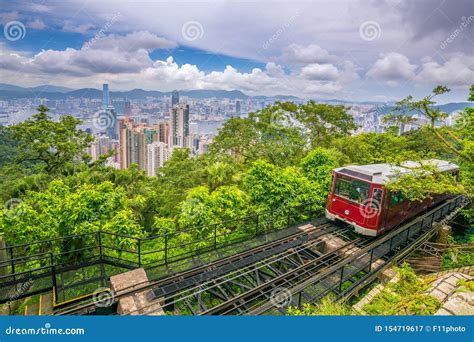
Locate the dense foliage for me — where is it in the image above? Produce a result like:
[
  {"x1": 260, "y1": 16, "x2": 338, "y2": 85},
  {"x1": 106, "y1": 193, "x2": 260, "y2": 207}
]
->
[
  {"x1": 362, "y1": 264, "x2": 441, "y2": 315},
  {"x1": 0, "y1": 87, "x2": 472, "y2": 258}
]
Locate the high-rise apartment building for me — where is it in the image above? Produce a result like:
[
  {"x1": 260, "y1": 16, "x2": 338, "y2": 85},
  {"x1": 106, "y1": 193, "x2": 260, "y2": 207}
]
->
[
  {"x1": 102, "y1": 84, "x2": 110, "y2": 109},
  {"x1": 170, "y1": 104, "x2": 189, "y2": 147},
  {"x1": 105, "y1": 105, "x2": 118, "y2": 140},
  {"x1": 171, "y1": 90, "x2": 179, "y2": 107},
  {"x1": 118, "y1": 117, "x2": 167, "y2": 171},
  {"x1": 146, "y1": 141, "x2": 170, "y2": 177}
]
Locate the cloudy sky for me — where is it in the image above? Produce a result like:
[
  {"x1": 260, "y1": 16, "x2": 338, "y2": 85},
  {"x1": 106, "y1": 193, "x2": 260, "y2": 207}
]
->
[{"x1": 0, "y1": 0, "x2": 473, "y2": 101}]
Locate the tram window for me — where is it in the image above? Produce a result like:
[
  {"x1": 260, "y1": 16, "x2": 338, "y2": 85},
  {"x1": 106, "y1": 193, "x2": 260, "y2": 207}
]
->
[
  {"x1": 334, "y1": 176, "x2": 370, "y2": 204},
  {"x1": 371, "y1": 188, "x2": 383, "y2": 209},
  {"x1": 390, "y1": 191, "x2": 405, "y2": 206}
]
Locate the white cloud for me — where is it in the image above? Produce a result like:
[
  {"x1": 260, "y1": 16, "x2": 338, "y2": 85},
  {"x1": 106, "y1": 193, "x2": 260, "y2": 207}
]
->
[
  {"x1": 300, "y1": 63, "x2": 340, "y2": 80},
  {"x1": 62, "y1": 21, "x2": 96, "y2": 34},
  {"x1": 280, "y1": 44, "x2": 335, "y2": 64},
  {"x1": 86, "y1": 31, "x2": 177, "y2": 52},
  {"x1": 27, "y1": 19, "x2": 46, "y2": 30},
  {"x1": 366, "y1": 52, "x2": 474, "y2": 88},
  {"x1": 415, "y1": 54, "x2": 474, "y2": 87},
  {"x1": 366, "y1": 52, "x2": 417, "y2": 85}
]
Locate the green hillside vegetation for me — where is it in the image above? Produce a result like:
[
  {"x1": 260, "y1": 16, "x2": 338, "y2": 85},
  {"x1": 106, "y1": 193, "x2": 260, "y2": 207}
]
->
[{"x1": 0, "y1": 85, "x2": 472, "y2": 259}]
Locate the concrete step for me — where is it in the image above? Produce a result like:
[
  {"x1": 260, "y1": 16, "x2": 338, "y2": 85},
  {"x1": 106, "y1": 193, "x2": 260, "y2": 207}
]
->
[
  {"x1": 24, "y1": 302, "x2": 39, "y2": 316},
  {"x1": 40, "y1": 292, "x2": 54, "y2": 315}
]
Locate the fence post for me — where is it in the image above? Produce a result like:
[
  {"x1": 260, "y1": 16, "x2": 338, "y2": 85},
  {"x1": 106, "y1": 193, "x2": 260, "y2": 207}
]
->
[
  {"x1": 214, "y1": 224, "x2": 217, "y2": 249},
  {"x1": 368, "y1": 249, "x2": 374, "y2": 272},
  {"x1": 255, "y1": 215, "x2": 259, "y2": 235},
  {"x1": 9, "y1": 247, "x2": 15, "y2": 281},
  {"x1": 98, "y1": 231, "x2": 103, "y2": 261},
  {"x1": 50, "y1": 253, "x2": 58, "y2": 304},
  {"x1": 137, "y1": 239, "x2": 141, "y2": 268},
  {"x1": 287, "y1": 207, "x2": 291, "y2": 227},
  {"x1": 338, "y1": 266, "x2": 344, "y2": 292},
  {"x1": 164, "y1": 234, "x2": 168, "y2": 264},
  {"x1": 0, "y1": 234, "x2": 7, "y2": 277}
]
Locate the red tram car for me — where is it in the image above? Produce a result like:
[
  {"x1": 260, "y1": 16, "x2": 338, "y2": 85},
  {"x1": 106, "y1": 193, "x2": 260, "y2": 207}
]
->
[{"x1": 325, "y1": 159, "x2": 459, "y2": 236}]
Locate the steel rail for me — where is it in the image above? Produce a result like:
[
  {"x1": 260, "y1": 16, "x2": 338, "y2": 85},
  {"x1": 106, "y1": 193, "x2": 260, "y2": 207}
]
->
[
  {"x1": 126, "y1": 227, "x2": 362, "y2": 315},
  {"x1": 55, "y1": 221, "x2": 338, "y2": 315}
]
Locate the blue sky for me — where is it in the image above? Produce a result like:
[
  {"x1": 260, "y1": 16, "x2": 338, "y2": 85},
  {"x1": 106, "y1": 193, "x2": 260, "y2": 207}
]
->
[{"x1": 0, "y1": 0, "x2": 473, "y2": 102}]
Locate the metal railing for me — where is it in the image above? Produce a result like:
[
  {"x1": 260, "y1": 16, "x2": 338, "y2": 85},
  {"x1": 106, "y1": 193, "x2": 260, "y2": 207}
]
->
[
  {"x1": 249, "y1": 195, "x2": 469, "y2": 315},
  {"x1": 0, "y1": 201, "x2": 322, "y2": 305}
]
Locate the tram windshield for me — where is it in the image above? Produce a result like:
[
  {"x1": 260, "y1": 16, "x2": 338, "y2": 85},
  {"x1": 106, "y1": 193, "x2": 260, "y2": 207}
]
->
[{"x1": 334, "y1": 175, "x2": 370, "y2": 204}]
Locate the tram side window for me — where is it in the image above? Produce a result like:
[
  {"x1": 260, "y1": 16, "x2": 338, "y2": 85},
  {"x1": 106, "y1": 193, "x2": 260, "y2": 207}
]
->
[
  {"x1": 390, "y1": 191, "x2": 406, "y2": 206},
  {"x1": 335, "y1": 176, "x2": 370, "y2": 204},
  {"x1": 371, "y1": 188, "x2": 383, "y2": 209}
]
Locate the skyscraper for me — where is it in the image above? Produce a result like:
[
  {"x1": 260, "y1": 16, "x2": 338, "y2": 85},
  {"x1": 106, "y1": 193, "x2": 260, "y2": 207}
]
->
[
  {"x1": 146, "y1": 141, "x2": 170, "y2": 177},
  {"x1": 236, "y1": 100, "x2": 241, "y2": 115},
  {"x1": 171, "y1": 90, "x2": 179, "y2": 107},
  {"x1": 105, "y1": 105, "x2": 118, "y2": 140},
  {"x1": 170, "y1": 104, "x2": 189, "y2": 147},
  {"x1": 102, "y1": 84, "x2": 110, "y2": 109}
]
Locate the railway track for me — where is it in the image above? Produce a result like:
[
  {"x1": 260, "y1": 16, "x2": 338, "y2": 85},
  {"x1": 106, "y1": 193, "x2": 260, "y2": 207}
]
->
[
  {"x1": 56, "y1": 220, "x2": 340, "y2": 315},
  {"x1": 53, "y1": 196, "x2": 469, "y2": 316},
  {"x1": 122, "y1": 225, "x2": 365, "y2": 315}
]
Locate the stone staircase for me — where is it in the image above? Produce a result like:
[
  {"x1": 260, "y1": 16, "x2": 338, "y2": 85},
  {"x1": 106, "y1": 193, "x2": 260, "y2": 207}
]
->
[{"x1": 23, "y1": 292, "x2": 54, "y2": 316}]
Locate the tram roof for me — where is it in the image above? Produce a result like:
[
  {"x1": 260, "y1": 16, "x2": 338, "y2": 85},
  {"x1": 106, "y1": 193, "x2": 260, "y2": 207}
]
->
[{"x1": 333, "y1": 159, "x2": 459, "y2": 185}]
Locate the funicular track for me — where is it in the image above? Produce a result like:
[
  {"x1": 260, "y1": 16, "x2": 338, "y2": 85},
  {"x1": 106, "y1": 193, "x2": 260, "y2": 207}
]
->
[
  {"x1": 5, "y1": 196, "x2": 468, "y2": 316},
  {"x1": 247, "y1": 195, "x2": 469, "y2": 315},
  {"x1": 55, "y1": 220, "x2": 343, "y2": 315},
  {"x1": 123, "y1": 195, "x2": 468, "y2": 316},
  {"x1": 122, "y1": 225, "x2": 366, "y2": 315}
]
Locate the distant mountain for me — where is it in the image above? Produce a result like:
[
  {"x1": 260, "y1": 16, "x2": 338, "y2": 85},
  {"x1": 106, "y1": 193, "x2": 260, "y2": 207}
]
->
[
  {"x1": 0, "y1": 84, "x2": 472, "y2": 110},
  {"x1": 180, "y1": 89, "x2": 247, "y2": 99},
  {"x1": 0, "y1": 83, "x2": 74, "y2": 94},
  {"x1": 0, "y1": 84, "x2": 251, "y2": 100},
  {"x1": 371, "y1": 102, "x2": 473, "y2": 115},
  {"x1": 29, "y1": 85, "x2": 74, "y2": 93}
]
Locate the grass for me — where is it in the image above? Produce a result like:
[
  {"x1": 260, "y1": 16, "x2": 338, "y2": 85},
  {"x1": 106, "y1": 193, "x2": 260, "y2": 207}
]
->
[{"x1": 362, "y1": 264, "x2": 441, "y2": 315}]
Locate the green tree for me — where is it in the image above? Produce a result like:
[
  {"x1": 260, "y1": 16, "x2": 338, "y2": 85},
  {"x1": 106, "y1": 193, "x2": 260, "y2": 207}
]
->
[
  {"x1": 298, "y1": 101, "x2": 358, "y2": 147},
  {"x1": 9, "y1": 105, "x2": 93, "y2": 174},
  {"x1": 0, "y1": 179, "x2": 144, "y2": 252},
  {"x1": 386, "y1": 86, "x2": 471, "y2": 162},
  {"x1": 244, "y1": 160, "x2": 323, "y2": 213}
]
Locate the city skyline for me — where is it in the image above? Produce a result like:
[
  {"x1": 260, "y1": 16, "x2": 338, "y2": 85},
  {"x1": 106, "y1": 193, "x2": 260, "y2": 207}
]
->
[{"x1": 0, "y1": 0, "x2": 473, "y2": 102}]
